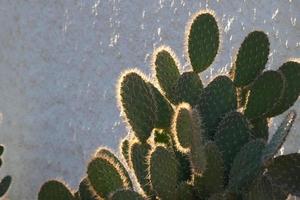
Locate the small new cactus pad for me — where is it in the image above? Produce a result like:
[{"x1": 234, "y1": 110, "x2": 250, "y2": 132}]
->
[
  {"x1": 266, "y1": 153, "x2": 300, "y2": 196},
  {"x1": 95, "y1": 148, "x2": 133, "y2": 188},
  {"x1": 229, "y1": 140, "x2": 265, "y2": 192},
  {"x1": 38, "y1": 180, "x2": 74, "y2": 200},
  {"x1": 188, "y1": 12, "x2": 219, "y2": 73},
  {"x1": 40, "y1": 9, "x2": 300, "y2": 200},
  {"x1": 262, "y1": 110, "x2": 296, "y2": 165},
  {"x1": 231, "y1": 31, "x2": 269, "y2": 87},
  {"x1": 174, "y1": 72, "x2": 203, "y2": 106},
  {"x1": 198, "y1": 76, "x2": 237, "y2": 139},
  {"x1": 78, "y1": 178, "x2": 101, "y2": 200},
  {"x1": 109, "y1": 189, "x2": 144, "y2": 200},
  {"x1": 244, "y1": 71, "x2": 284, "y2": 119},
  {"x1": 119, "y1": 72, "x2": 156, "y2": 142},
  {"x1": 267, "y1": 61, "x2": 300, "y2": 116},
  {"x1": 154, "y1": 47, "x2": 180, "y2": 103},
  {"x1": 149, "y1": 146, "x2": 179, "y2": 200},
  {"x1": 0, "y1": 176, "x2": 11, "y2": 198},
  {"x1": 214, "y1": 112, "x2": 251, "y2": 176},
  {"x1": 194, "y1": 142, "x2": 224, "y2": 198},
  {"x1": 87, "y1": 157, "x2": 127, "y2": 198}
]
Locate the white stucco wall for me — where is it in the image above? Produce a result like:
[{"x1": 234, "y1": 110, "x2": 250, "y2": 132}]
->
[{"x1": 0, "y1": 0, "x2": 299, "y2": 199}]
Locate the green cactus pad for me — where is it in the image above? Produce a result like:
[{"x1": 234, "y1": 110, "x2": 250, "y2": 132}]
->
[
  {"x1": 109, "y1": 189, "x2": 144, "y2": 200},
  {"x1": 244, "y1": 176, "x2": 288, "y2": 200},
  {"x1": 0, "y1": 176, "x2": 11, "y2": 198},
  {"x1": 244, "y1": 71, "x2": 284, "y2": 119},
  {"x1": 154, "y1": 48, "x2": 180, "y2": 102},
  {"x1": 266, "y1": 153, "x2": 300, "y2": 196},
  {"x1": 173, "y1": 72, "x2": 203, "y2": 106},
  {"x1": 173, "y1": 104, "x2": 193, "y2": 150},
  {"x1": 95, "y1": 148, "x2": 132, "y2": 188},
  {"x1": 228, "y1": 140, "x2": 265, "y2": 193},
  {"x1": 149, "y1": 146, "x2": 179, "y2": 200},
  {"x1": 231, "y1": 31, "x2": 269, "y2": 87},
  {"x1": 175, "y1": 150, "x2": 193, "y2": 182},
  {"x1": 176, "y1": 182, "x2": 194, "y2": 200},
  {"x1": 249, "y1": 118, "x2": 269, "y2": 141},
  {"x1": 0, "y1": 146, "x2": 3, "y2": 156},
  {"x1": 262, "y1": 110, "x2": 296, "y2": 166},
  {"x1": 130, "y1": 142, "x2": 153, "y2": 196},
  {"x1": 87, "y1": 157, "x2": 127, "y2": 198},
  {"x1": 121, "y1": 139, "x2": 130, "y2": 166},
  {"x1": 194, "y1": 142, "x2": 224, "y2": 198},
  {"x1": 119, "y1": 72, "x2": 156, "y2": 142},
  {"x1": 187, "y1": 12, "x2": 219, "y2": 73},
  {"x1": 148, "y1": 83, "x2": 173, "y2": 129},
  {"x1": 78, "y1": 178, "x2": 101, "y2": 200},
  {"x1": 153, "y1": 129, "x2": 171, "y2": 146},
  {"x1": 214, "y1": 112, "x2": 251, "y2": 177},
  {"x1": 267, "y1": 61, "x2": 300, "y2": 116},
  {"x1": 38, "y1": 180, "x2": 74, "y2": 200},
  {"x1": 197, "y1": 75, "x2": 237, "y2": 139}
]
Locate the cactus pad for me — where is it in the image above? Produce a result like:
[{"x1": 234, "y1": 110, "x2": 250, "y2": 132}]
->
[
  {"x1": 174, "y1": 72, "x2": 203, "y2": 106},
  {"x1": 262, "y1": 110, "x2": 296, "y2": 166},
  {"x1": 228, "y1": 140, "x2": 265, "y2": 193},
  {"x1": 38, "y1": 180, "x2": 74, "y2": 200},
  {"x1": 87, "y1": 157, "x2": 127, "y2": 198},
  {"x1": 244, "y1": 71, "x2": 284, "y2": 119},
  {"x1": 231, "y1": 31, "x2": 269, "y2": 87},
  {"x1": 187, "y1": 12, "x2": 219, "y2": 73},
  {"x1": 119, "y1": 72, "x2": 157, "y2": 142},
  {"x1": 198, "y1": 76, "x2": 237, "y2": 139},
  {"x1": 0, "y1": 176, "x2": 11, "y2": 198},
  {"x1": 214, "y1": 112, "x2": 251, "y2": 176},
  {"x1": 154, "y1": 47, "x2": 180, "y2": 102},
  {"x1": 266, "y1": 153, "x2": 300, "y2": 196},
  {"x1": 121, "y1": 139, "x2": 130, "y2": 166},
  {"x1": 78, "y1": 178, "x2": 101, "y2": 200},
  {"x1": 149, "y1": 146, "x2": 179, "y2": 200}
]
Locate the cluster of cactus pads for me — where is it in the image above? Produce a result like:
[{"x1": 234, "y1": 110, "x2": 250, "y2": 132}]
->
[
  {"x1": 39, "y1": 10, "x2": 300, "y2": 200},
  {"x1": 0, "y1": 145, "x2": 12, "y2": 198}
]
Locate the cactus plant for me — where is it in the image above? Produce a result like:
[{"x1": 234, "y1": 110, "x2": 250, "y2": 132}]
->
[
  {"x1": 0, "y1": 145, "x2": 12, "y2": 198},
  {"x1": 39, "y1": 10, "x2": 300, "y2": 200}
]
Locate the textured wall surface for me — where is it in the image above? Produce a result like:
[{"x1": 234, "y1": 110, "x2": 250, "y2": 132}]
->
[{"x1": 0, "y1": 0, "x2": 299, "y2": 199}]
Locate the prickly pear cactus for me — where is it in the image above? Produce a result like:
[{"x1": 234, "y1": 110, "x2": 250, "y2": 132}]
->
[
  {"x1": 0, "y1": 145, "x2": 12, "y2": 198},
  {"x1": 39, "y1": 10, "x2": 300, "y2": 200}
]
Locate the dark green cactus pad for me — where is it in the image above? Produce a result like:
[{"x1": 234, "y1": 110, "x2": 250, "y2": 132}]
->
[
  {"x1": 176, "y1": 182, "x2": 194, "y2": 200},
  {"x1": 0, "y1": 176, "x2": 11, "y2": 198},
  {"x1": 87, "y1": 157, "x2": 127, "y2": 198},
  {"x1": 244, "y1": 176, "x2": 288, "y2": 200},
  {"x1": 148, "y1": 83, "x2": 173, "y2": 129},
  {"x1": 228, "y1": 140, "x2": 265, "y2": 193},
  {"x1": 194, "y1": 142, "x2": 224, "y2": 198},
  {"x1": 231, "y1": 31, "x2": 269, "y2": 87},
  {"x1": 121, "y1": 139, "x2": 130, "y2": 166},
  {"x1": 38, "y1": 180, "x2": 74, "y2": 200},
  {"x1": 109, "y1": 189, "x2": 144, "y2": 200},
  {"x1": 174, "y1": 150, "x2": 193, "y2": 182},
  {"x1": 267, "y1": 61, "x2": 300, "y2": 116},
  {"x1": 249, "y1": 117, "x2": 269, "y2": 141},
  {"x1": 78, "y1": 178, "x2": 101, "y2": 200},
  {"x1": 149, "y1": 146, "x2": 179, "y2": 200},
  {"x1": 214, "y1": 112, "x2": 251, "y2": 177},
  {"x1": 95, "y1": 148, "x2": 132, "y2": 188},
  {"x1": 173, "y1": 104, "x2": 194, "y2": 150},
  {"x1": 265, "y1": 153, "x2": 300, "y2": 196},
  {"x1": 197, "y1": 75, "x2": 237, "y2": 139},
  {"x1": 154, "y1": 48, "x2": 180, "y2": 103},
  {"x1": 244, "y1": 71, "x2": 284, "y2": 119},
  {"x1": 153, "y1": 129, "x2": 171, "y2": 146},
  {"x1": 130, "y1": 142, "x2": 153, "y2": 196},
  {"x1": 119, "y1": 72, "x2": 156, "y2": 142},
  {"x1": 173, "y1": 72, "x2": 203, "y2": 106},
  {"x1": 262, "y1": 110, "x2": 296, "y2": 166},
  {"x1": 187, "y1": 12, "x2": 219, "y2": 73}
]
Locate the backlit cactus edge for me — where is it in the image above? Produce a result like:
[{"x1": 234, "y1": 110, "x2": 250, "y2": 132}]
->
[{"x1": 39, "y1": 10, "x2": 300, "y2": 200}]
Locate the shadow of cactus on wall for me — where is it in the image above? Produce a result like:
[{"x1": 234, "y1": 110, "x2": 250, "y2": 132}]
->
[{"x1": 38, "y1": 9, "x2": 300, "y2": 200}]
